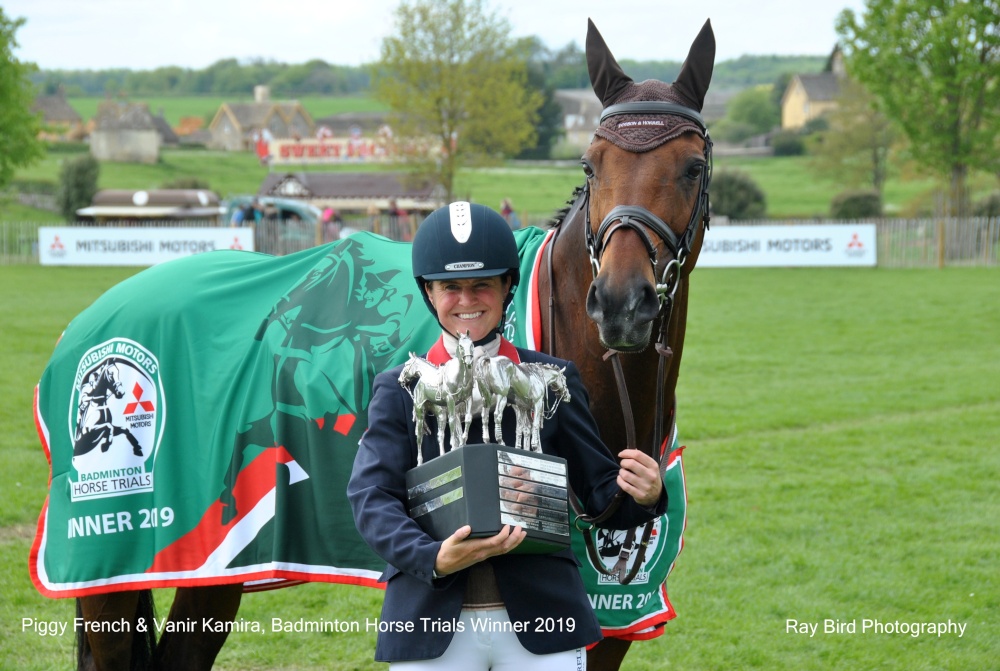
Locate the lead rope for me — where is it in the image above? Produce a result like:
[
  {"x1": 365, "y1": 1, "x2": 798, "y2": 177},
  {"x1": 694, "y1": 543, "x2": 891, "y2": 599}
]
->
[{"x1": 545, "y1": 189, "x2": 680, "y2": 584}]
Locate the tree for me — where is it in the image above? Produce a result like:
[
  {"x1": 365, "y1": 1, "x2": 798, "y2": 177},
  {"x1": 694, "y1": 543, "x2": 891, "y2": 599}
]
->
[
  {"x1": 515, "y1": 36, "x2": 564, "y2": 160},
  {"x1": 810, "y1": 78, "x2": 897, "y2": 196},
  {"x1": 710, "y1": 85, "x2": 780, "y2": 143},
  {"x1": 837, "y1": 0, "x2": 1000, "y2": 215},
  {"x1": 56, "y1": 155, "x2": 99, "y2": 221},
  {"x1": 710, "y1": 171, "x2": 767, "y2": 220},
  {"x1": 0, "y1": 9, "x2": 45, "y2": 189},
  {"x1": 372, "y1": 0, "x2": 542, "y2": 200}
]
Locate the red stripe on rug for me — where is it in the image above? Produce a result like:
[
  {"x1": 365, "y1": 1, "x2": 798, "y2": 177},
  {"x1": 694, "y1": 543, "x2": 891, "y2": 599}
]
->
[{"x1": 147, "y1": 446, "x2": 294, "y2": 573}]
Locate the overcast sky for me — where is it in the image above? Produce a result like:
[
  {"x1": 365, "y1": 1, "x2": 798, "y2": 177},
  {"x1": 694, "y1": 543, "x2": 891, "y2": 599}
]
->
[{"x1": 5, "y1": 0, "x2": 866, "y2": 71}]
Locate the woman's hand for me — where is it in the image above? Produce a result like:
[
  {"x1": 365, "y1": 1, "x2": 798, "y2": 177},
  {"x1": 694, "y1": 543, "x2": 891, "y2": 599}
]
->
[
  {"x1": 433, "y1": 524, "x2": 526, "y2": 577},
  {"x1": 617, "y1": 449, "x2": 663, "y2": 507}
]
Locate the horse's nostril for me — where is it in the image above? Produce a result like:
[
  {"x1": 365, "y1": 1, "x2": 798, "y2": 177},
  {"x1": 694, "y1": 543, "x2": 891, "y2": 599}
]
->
[
  {"x1": 585, "y1": 281, "x2": 604, "y2": 321},
  {"x1": 633, "y1": 284, "x2": 660, "y2": 325},
  {"x1": 587, "y1": 277, "x2": 659, "y2": 328}
]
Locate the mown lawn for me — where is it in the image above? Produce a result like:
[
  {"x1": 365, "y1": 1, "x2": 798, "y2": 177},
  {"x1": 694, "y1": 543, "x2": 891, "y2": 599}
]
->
[{"x1": 2, "y1": 264, "x2": 996, "y2": 669}]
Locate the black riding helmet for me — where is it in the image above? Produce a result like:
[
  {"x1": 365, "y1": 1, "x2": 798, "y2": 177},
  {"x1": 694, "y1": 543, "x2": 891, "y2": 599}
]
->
[{"x1": 412, "y1": 201, "x2": 520, "y2": 336}]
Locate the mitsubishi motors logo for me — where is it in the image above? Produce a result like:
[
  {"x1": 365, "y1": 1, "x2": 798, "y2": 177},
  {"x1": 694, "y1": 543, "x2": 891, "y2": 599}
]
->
[
  {"x1": 846, "y1": 232, "x2": 866, "y2": 257},
  {"x1": 123, "y1": 382, "x2": 155, "y2": 414},
  {"x1": 50, "y1": 235, "x2": 66, "y2": 257}
]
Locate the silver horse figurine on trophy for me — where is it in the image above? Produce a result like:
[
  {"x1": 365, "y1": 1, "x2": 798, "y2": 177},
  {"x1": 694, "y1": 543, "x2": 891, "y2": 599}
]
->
[
  {"x1": 401, "y1": 334, "x2": 574, "y2": 553},
  {"x1": 399, "y1": 333, "x2": 571, "y2": 457}
]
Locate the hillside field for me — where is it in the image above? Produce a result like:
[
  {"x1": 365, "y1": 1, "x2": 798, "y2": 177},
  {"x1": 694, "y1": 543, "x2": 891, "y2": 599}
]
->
[
  {"x1": 2, "y1": 263, "x2": 997, "y2": 669},
  {"x1": 5, "y1": 145, "x2": 997, "y2": 223}
]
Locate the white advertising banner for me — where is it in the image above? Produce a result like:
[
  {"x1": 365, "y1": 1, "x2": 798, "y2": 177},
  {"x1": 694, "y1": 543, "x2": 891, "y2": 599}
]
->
[
  {"x1": 38, "y1": 227, "x2": 255, "y2": 266},
  {"x1": 698, "y1": 224, "x2": 877, "y2": 267}
]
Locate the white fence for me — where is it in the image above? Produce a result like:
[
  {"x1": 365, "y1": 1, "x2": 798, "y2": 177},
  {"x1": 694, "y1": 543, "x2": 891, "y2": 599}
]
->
[{"x1": 2, "y1": 217, "x2": 998, "y2": 267}]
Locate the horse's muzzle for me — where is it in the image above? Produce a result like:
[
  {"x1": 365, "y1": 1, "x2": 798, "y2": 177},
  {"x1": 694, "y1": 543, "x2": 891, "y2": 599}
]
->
[{"x1": 585, "y1": 275, "x2": 659, "y2": 350}]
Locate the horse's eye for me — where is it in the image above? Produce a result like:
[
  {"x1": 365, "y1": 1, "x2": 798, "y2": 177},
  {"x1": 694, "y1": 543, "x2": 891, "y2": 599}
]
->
[
  {"x1": 580, "y1": 160, "x2": 595, "y2": 180},
  {"x1": 686, "y1": 164, "x2": 704, "y2": 181}
]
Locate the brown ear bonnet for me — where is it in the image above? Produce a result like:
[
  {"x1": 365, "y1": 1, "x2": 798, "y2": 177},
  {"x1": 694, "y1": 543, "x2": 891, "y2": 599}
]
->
[{"x1": 587, "y1": 19, "x2": 715, "y2": 153}]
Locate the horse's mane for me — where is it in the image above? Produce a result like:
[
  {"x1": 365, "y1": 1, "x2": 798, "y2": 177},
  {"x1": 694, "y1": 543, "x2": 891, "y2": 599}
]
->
[{"x1": 547, "y1": 185, "x2": 586, "y2": 229}]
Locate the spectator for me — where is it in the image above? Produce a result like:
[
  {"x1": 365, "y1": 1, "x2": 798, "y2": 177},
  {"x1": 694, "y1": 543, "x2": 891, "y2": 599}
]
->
[{"x1": 501, "y1": 198, "x2": 520, "y2": 229}]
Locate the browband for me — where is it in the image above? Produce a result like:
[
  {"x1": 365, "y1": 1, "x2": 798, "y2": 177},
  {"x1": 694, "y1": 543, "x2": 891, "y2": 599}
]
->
[{"x1": 599, "y1": 101, "x2": 707, "y2": 131}]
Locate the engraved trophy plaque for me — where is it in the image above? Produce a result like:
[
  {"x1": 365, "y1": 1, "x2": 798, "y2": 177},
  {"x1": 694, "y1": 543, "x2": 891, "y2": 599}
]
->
[{"x1": 401, "y1": 335, "x2": 572, "y2": 554}]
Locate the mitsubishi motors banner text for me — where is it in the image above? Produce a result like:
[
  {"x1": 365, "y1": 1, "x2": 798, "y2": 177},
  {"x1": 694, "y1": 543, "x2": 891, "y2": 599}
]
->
[
  {"x1": 698, "y1": 224, "x2": 877, "y2": 268},
  {"x1": 39, "y1": 227, "x2": 254, "y2": 266}
]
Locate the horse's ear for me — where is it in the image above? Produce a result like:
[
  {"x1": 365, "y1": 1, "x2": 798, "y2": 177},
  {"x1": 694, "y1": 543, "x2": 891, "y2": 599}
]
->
[
  {"x1": 587, "y1": 18, "x2": 633, "y2": 106},
  {"x1": 672, "y1": 19, "x2": 715, "y2": 111}
]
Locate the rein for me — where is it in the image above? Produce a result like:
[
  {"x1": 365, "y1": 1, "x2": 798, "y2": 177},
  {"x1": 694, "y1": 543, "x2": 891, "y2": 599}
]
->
[{"x1": 543, "y1": 101, "x2": 710, "y2": 584}]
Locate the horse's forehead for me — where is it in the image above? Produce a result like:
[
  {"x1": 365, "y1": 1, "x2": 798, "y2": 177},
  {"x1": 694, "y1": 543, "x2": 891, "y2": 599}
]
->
[{"x1": 593, "y1": 133, "x2": 703, "y2": 171}]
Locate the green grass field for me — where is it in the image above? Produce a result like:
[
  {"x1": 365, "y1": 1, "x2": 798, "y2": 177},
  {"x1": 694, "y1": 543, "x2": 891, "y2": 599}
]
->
[
  {"x1": 2, "y1": 263, "x2": 997, "y2": 670},
  {"x1": 5, "y1": 141, "x2": 997, "y2": 224}
]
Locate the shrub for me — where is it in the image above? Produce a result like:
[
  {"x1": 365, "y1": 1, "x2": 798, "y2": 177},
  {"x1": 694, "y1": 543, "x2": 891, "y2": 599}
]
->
[
  {"x1": 9, "y1": 178, "x2": 57, "y2": 195},
  {"x1": 709, "y1": 170, "x2": 767, "y2": 220},
  {"x1": 770, "y1": 130, "x2": 805, "y2": 156},
  {"x1": 56, "y1": 154, "x2": 100, "y2": 220},
  {"x1": 161, "y1": 177, "x2": 213, "y2": 190},
  {"x1": 830, "y1": 190, "x2": 882, "y2": 219},
  {"x1": 707, "y1": 119, "x2": 758, "y2": 144},
  {"x1": 801, "y1": 116, "x2": 830, "y2": 135},
  {"x1": 973, "y1": 191, "x2": 1000, "y2": 217}
]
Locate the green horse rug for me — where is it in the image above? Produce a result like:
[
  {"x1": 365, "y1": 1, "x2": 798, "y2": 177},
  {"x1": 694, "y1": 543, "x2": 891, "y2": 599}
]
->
[{"x1": 31, "y1": 229, "x2": 686, "y2": 640}]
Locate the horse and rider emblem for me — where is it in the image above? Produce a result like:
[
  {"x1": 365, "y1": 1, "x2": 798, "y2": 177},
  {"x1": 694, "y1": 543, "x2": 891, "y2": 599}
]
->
[
  {"x1": 591, "y1": 518, "x2": 662, "y2": 586},
  {"x1": 68, "y1": 338, "x2": 164, "y2": 501}
]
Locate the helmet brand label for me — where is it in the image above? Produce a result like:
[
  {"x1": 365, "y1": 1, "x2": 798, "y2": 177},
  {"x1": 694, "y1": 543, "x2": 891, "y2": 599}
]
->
[
  {"x1": 444, "y1": 262, "x2": 485, "y2": 271},
  {"x1": 449, "y1": 201, "x2": 472, "y2": 243}
]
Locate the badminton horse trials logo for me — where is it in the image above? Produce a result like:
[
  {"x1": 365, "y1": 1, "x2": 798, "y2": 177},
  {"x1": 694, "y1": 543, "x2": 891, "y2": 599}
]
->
[{"x1": 68, "y1": 338, "x2": 164, "y2": 501}]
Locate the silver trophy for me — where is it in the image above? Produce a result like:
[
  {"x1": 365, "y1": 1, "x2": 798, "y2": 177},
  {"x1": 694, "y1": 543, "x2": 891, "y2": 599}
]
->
[{"x1": 399, "y1": 334, "x2": 573, "y2": 553}]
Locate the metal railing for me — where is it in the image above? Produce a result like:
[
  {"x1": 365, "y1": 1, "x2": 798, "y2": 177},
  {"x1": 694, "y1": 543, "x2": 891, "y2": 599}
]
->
[{"x1": 3, "y1": 217, "x2": 997, "y2": 267}]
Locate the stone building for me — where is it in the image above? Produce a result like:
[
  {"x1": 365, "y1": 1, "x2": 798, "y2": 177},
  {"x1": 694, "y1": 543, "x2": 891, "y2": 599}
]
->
[{"x1": 90, "y1": 102, "x2": 160, "y2": 163}]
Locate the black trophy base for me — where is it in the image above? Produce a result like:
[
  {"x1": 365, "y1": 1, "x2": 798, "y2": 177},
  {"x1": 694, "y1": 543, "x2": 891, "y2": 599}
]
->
[{"x1": 405, "y1": 443, "x2": 570, "y2": 554}]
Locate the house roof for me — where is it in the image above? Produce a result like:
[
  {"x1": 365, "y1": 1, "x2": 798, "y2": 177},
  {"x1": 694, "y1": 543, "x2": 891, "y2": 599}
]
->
[
  {"x1": 554, "y1": 89, "x2": 603, "y2": 115},
  {"x1": 151, "y1": 114, "x2": 180, "y2": 144},
  {"x1": 794, "y1": 73, "x2": 841, "y2": 102},
  {"x1": 212, "y1": 101, "x2": 315, "y2": 133},
  {"x1": 314, "y1": 111, "x2": 389, "y2": 135},
  {"x1": 31, "y1": 94, "x2": 82, "y2": 124},
  {"x1": 91, "y1": 189, "x2": 220, "y2": 207},
  {"x1": 78, "y1": 189, "x2": 222, "y2": 219},
  {"x1": 258, "y1": 172, "x2": 444, "y2": 211},
  {"x1": 94, "y1": 102, "x2": 157, "y2": 131}
]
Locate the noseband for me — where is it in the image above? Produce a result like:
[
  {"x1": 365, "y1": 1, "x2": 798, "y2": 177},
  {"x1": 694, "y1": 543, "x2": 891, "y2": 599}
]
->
[{"x1": 585, "y1": 101, "x2": 713, "y2": 301}]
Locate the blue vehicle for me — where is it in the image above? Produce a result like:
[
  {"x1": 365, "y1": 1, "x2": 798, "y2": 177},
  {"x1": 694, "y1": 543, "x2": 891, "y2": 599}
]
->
[{"x1": 223, "y1": 196, "x2": 323, "y2": 255}]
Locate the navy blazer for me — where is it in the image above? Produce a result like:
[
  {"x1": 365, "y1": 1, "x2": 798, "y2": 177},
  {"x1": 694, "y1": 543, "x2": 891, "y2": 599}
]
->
[{"x1": 347, "y1": 345, "x2": 665, "y2": 662}]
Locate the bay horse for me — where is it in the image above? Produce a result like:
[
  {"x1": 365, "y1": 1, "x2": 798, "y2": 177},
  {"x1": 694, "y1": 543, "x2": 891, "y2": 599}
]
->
[
  {"x1": 70, "y1": 17, "x2": 714, "y2": 671},
  {"x1": 535, "y1": 18, "x2": 714, "y2": 669}
]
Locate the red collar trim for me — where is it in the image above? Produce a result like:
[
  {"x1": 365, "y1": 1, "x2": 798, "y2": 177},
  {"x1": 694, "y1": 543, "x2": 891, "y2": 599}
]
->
[{"x1": 426, "y1": 335, "x2": 521, "y2": 365}]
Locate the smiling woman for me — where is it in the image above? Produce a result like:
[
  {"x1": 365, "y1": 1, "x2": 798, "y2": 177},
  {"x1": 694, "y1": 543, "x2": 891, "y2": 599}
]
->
[
  {"x1": 424, "y1": 276, "x2": 511, "y2": 343},
  {"x1": 347, "y1": 200, "x2": 666, "y2": 669}
]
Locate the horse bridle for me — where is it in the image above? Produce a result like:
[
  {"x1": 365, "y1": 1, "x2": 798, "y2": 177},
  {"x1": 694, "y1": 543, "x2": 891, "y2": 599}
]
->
[
  {"x1": 546, "y1": 100, "x2": 712, "y2": 584},
  {"x1": 586, "y1": 101, "x2": 713, "y2": 290}
]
